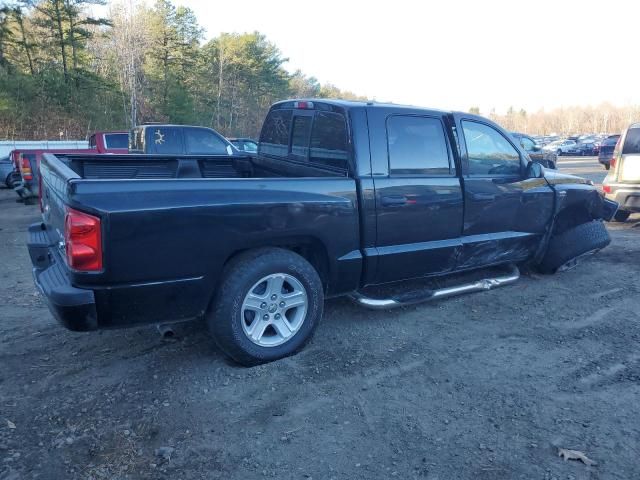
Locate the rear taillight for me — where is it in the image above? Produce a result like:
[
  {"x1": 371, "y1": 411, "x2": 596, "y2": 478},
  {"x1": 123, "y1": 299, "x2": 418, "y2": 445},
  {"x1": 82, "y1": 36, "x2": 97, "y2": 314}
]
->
[
  {"x1": 602, "y1": 185, "x2": 611, "y2": 194},
  {"x1": 64, "y1": 208, "x2": 102, "y2": 271},
  {"x1": 19, "y1": 155, "x2": 32, "y2": 181},
  {"x1": 610, "y1": 157, "x2": 616, "y2": 169}
]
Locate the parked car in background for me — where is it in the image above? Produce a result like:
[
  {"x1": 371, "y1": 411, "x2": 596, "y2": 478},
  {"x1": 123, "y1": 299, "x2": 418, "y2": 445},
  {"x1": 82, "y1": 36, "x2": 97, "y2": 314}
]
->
[
  {"x1": 544, "y1": 139, "x2": 577, "y2": 155},
  {"x1": 598, "y1": 134, "x2": 620, "y2": 170},
  {"x1": 511, "y1": 133, "x2": 557, "y2": 168},
  {"x1": 566, "y1": 140, "x2": 598, "y2": 156},
  {"x1": 130, "y1": 124, "x2": 238, "y2": 155},
  {"x1": 29, "y1": 99, "x2": 617, "y2": 366},
  {"x1": 1, "y1": 155, "x2": 20, "y2": 188},
  {"x1": 88, "y1": 131, "x2": 128, "y2": 153},
  {"x1": 228, "y1": 137, "x2": 258, "y2": 153},
  {"x1": 603, "y1": 124, "x2": 640, "y2": 222}
]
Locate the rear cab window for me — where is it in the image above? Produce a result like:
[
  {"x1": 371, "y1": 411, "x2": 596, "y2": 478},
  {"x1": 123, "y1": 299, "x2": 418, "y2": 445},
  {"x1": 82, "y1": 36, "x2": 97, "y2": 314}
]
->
[{"x1": 259, "y1": 105, "x2": 350, "y2": 173}]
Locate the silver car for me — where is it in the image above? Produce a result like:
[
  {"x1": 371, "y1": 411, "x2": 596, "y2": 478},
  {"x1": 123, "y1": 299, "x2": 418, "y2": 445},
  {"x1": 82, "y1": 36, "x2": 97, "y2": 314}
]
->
[{"x1": 602, "y1": 123, "x2": 640, "y2": 222}]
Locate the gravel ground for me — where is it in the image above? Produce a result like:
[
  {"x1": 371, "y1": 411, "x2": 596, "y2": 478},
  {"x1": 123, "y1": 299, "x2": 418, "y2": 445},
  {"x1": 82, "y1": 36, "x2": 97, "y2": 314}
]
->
[{"x1": 1, "y1": 181, "x2": 639, "y2": 480}]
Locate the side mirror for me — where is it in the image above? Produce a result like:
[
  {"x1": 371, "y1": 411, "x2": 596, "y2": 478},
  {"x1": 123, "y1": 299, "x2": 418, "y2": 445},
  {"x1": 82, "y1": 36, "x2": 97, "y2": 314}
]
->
[{"x1": 526, "y1": 161, "x2": 545, "y2": 179}]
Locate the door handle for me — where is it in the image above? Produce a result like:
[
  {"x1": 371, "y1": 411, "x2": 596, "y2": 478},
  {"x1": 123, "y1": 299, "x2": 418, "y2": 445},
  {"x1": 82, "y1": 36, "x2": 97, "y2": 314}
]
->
[
  {"x1": 472, "y1": 193, "x2": 496, "y2": 201},
  {"x1": 380, "y1": 195, "x2": 407, "y2": 206}
]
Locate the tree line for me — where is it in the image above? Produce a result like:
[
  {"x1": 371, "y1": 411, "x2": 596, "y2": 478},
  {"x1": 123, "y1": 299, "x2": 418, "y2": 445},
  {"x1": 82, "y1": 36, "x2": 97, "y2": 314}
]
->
[
  {"x1": 471, "y1": 103, "x2": 640, "y2": 136},
  {"x1": 0, "y1": 0, "x2": 365, "y2": 140}
]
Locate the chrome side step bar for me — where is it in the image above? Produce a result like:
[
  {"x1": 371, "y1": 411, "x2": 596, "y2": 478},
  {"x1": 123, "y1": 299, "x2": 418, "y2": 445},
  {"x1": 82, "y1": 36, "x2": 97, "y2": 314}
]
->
[{"x1": 350, "y1": 265, "x2": 520, "y2": 310}]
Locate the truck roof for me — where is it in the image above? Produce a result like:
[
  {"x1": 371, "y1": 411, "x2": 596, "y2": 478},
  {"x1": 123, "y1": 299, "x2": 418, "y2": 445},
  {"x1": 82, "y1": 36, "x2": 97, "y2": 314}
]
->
[{"x1": 271, "y1": 98, "x2": 452, "y2": 115}]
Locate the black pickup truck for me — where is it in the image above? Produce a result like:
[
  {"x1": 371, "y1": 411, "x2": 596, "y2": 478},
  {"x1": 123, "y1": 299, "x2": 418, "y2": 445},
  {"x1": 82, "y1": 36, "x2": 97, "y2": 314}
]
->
[{"x1": 28, "y1": 99, "x2": 617, "y2": 365}]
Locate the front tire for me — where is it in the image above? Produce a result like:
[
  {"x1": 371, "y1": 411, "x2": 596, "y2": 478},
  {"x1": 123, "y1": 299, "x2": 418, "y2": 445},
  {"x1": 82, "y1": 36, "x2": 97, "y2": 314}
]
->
[
  {"x1": 207, "y1": 248, "x2": 324, "y2": 366},
  {"x1": 538, "y1": 221, "x2": 610, "y2": 273}
]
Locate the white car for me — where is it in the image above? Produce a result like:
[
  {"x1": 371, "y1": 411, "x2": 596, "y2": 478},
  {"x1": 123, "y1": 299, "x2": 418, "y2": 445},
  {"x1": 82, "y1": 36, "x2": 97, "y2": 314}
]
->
[{"x1": 543, "y1": 140, "x2": 576, "y2": 156}]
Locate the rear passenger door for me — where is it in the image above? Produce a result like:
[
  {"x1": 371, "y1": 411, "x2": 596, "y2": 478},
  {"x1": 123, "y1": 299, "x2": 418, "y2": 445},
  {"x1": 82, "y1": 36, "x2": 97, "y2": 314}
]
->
[
  {"x1": 454, "y1": 116, "x2": 554, "y2": 268},
  {"x1": 370, "y1": 111, "x2": 464, "y2": 284}
]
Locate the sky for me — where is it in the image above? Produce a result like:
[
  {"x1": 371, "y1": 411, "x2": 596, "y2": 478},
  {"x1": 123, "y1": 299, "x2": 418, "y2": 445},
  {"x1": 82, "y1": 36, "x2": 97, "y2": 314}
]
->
[{"x1": 116, "y1": 0, "x2": 640, "y2": 114}]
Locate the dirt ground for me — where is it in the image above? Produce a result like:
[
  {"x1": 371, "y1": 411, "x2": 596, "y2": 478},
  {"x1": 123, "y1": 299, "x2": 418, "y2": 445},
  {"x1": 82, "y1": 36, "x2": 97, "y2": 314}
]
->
[{"x1": 1, "y1": 163, "x2": 640, "y2": 479}]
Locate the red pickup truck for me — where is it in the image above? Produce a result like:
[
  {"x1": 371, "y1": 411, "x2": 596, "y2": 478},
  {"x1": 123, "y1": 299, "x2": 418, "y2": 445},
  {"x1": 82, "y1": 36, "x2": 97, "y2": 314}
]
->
[
  {"x1": 13, "y1": 131, "x2": 129, "y2": 200},
  {"x1": 88, "y1": 131, "x2": 128, "y2": 154}
]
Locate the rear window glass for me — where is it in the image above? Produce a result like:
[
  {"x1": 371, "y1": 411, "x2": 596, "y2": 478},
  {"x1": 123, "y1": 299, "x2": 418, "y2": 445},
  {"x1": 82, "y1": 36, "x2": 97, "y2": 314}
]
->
[
  {"x1": 260, "y1": 110, "x2": 292, "y2": 157},
  {"x1": 104, "y1": 133, "x2": 128, "y2": 149},
  {"x1": 150, "y1": 128, "x2": 183, "y2": 154},
  {"x1": 291, "y1": 116, "x2": 312, "y2": 157},
  {"x1": 185, "y1": 129, "x2": 228, "y2": 155},
  {"x1": 602, "y1": 136, "x2": 619, "y2": 147},
  {"x1": 387, "y1": 116, "x2": 450, "y2": 175},
  {"x1": 310, "y1": 112, "x2": 349, "y2": 170},
  {"x1": 622, "y1": 129, "x2": 640, "y2": 154}
]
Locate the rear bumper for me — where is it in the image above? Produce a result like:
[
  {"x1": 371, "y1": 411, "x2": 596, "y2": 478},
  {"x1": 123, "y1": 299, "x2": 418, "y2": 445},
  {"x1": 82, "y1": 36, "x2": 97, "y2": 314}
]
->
[
  {"x1": 28, "y1": 223, "x2": 98, "y2": 331},
  {"x1": 604, "y1": 184, "x2": 640, "y2": 213}
]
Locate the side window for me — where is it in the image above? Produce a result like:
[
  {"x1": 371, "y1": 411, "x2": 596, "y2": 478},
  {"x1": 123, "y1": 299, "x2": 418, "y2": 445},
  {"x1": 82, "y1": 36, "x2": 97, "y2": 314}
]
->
[
  {"x1": 622, "y1": 128, "x2": 640, "y2": 154},
  {"x1": 151, "y1": 128, "x2": 183, "y2": 154},
  {"x1": 185, "y1": 129, "x2": 228, "y2": 155},
  {"x1": 291, "y1": 115, "x2": 312, "y2": 157},
  {"x1": 387, "y1": 115, "x2": 451, "y2": 175},
  {"x1": 104, "y1": 133, "x2": 129, "y2": 150},
  {"x1": 519, "y1": 136, "x2": 535, "y2": 152},
  {"x1": 461, "y1": 121, "x2": 521, "y2": 176},
  {"x1": 310, "y1": 112, "x2": 349, "y2": 170},
  {"x1": 259, "y1": 109, "x2": 292, "y2": 157}
]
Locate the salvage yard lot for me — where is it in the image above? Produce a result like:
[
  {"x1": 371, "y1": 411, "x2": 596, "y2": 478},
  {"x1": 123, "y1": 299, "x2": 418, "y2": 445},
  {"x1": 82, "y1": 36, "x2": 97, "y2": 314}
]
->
[{"x1": 1, "y1": 157, "x2": 640, "y2": 479}]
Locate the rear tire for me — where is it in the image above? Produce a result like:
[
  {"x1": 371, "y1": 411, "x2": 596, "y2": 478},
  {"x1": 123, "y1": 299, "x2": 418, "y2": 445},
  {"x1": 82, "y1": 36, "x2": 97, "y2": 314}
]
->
[
  {"x1": 604, "y1": 163, "x2": 610, "y2": 171},
  {"x1": 207, "y1": 248, "x2": 323, "y2": 366},
  {"x1": 613, "y1": 210, "x2": 631, "y2": 222},
  {"x1": 538, "y1": 220, "x2": 610, "y2": 273}
]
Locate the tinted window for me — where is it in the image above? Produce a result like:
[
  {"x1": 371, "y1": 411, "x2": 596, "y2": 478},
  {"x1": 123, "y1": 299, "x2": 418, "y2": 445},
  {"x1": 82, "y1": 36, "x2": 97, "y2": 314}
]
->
[
  {"x1": 243, "y1": 140, "x2": 258, "y2": 153},
  {"x1": 310, "y1": 112, "x2": 349, "y2": 170},
  {"x1": 185, "y1": 128, "x2": 228, "y2": 155},
  {"x1": 387, "y1": 116, "x2": 450, "y2": 175},
  {"x1": 519, "y1": 136, "x2": 536, "y2": 151},
  {"x1": 104, "y1": 133, "x2": 128, "y2": 149},
  {"x1": 462, "y1": 121, "x2": 521, "y2": 175},
  {"x1": 260, "y1": 109, "x2": 292, "y2": 157},
  {"x1": 150, "y1": 127, "x2": 183, "y2": 154},
  {"x1": 623, "y1": 128, "x2": 640, "y2": 154},
  {"x1": 291, "y1": 115, "x2": 312, "y2": 157},
  {"x1": 602, "y1": 136, "x2": 620, "y2": 147}
]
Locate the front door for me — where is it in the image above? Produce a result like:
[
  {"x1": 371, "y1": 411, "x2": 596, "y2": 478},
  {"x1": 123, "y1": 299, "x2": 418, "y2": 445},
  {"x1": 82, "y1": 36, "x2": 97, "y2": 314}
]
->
[{"x1": 453, "y1": 115, "x2": 554, "y2": 268}]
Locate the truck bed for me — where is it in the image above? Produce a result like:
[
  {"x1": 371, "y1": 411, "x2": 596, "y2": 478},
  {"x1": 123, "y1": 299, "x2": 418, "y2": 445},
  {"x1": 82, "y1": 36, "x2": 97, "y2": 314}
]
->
[{"x1": 36, "y1": 152, "x2": 362, "y2": 329}]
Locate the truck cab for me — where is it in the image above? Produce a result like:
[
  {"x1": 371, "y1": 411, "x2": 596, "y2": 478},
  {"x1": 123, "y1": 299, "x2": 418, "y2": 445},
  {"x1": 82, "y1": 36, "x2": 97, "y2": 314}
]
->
[
  {"x1": 129, "y1": 124, "x2": 237, "y2": 155},
  {"x1": 88, "y1": 131, "x2": 129, "y2": 154}
]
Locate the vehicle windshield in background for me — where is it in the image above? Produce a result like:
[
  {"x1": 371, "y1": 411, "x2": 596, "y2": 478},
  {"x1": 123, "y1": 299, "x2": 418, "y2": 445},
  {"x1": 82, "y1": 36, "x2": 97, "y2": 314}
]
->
[
  {"x1": 104, "y1": 133, "x2": 128, "y2": 149},
  {"x1": 622, "y1": 128, "x2": 640, "y2": 154}
]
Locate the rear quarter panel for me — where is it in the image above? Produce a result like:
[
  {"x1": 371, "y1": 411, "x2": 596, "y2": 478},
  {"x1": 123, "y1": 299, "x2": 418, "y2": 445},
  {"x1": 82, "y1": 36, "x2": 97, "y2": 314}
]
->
[{"x1": 66, "y1": 177, "x2": 361, "y2": 325}]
